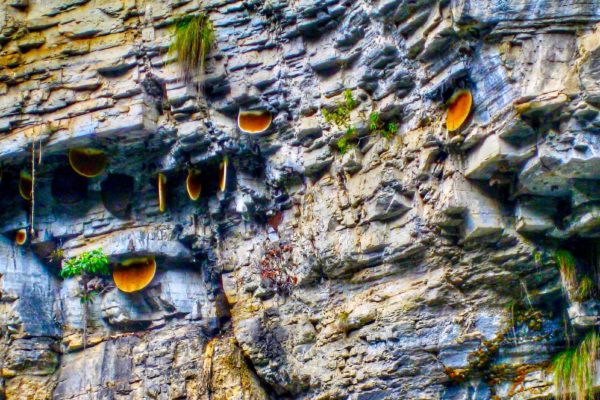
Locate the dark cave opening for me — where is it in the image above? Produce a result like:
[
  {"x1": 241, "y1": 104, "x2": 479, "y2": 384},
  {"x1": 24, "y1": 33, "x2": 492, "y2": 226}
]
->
[
  {"x1": 101, "y1": 173, "x2": 135, "y2": 218},
  {"x1": 51, "y1": 165, "x2": 89, "y2": 205}
]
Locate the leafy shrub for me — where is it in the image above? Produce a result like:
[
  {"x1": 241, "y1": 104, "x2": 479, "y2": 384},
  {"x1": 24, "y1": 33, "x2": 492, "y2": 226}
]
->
[
  {"x1": 60, "y1": 248, "x2": 110, "y2": 279},
  {"x1": 336, "y1": 126, "x2": 358, "y2": 154},
  {"x1": 168, "y1": 14, "x2": 214, "y2": 82},
  {"x1": 60, "y1": 248, "x2": 111, "y2": 349}
]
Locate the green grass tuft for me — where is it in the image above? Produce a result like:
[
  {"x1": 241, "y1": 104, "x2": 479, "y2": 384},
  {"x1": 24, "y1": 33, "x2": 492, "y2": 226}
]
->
[
  {"x1": 552, "y1": 330, "x2": 599, "y2": 400},
  {"x1": 576, "y1": 276, "x2": 595, "y2": 302},
  {"x1": 555, "y1": 249, "x2": 578, "y2": 294},
  {"x1": 168, "y1": 14, "x2": 214, "y2": 82}
]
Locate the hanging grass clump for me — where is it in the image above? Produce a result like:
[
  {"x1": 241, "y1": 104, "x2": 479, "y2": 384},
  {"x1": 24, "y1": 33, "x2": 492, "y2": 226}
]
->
[
  {"x1": 238, "y1": 110, "x2": 273, "y2": 134},
  {"x1": 186, "y1": 169, "x2": 202, "y2": 201},
  {"x1": 552, "y1": 330, "x2": 599, "y2": 400},
  {"x1": 445, "y1": 89, "x2": 472, "y2": 132},
  {"x1": 113, "y1": 256, "x2": 157, "y2": 293},
  {"x1": 68, "y1": 148, "x2": 108, "y2": 178},
  {"x1": 168, "y1": 14, "x2": 214, "y2": 82},
  {"x1": 19, "y1": 170, "x2": 32, "y2": 200},
  {"x1": 576, "y1": 276, "x2": 596, "y2": 302},
  {"x1": 555, "y1": 249, "x2": 578, "y2": 296}
]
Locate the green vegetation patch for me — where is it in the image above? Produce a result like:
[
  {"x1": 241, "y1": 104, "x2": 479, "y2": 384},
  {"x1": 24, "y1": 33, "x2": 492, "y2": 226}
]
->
[
  {"x1": 168, "y1": 14, "x2": 214, "y2": 82},
  {"x1": 552, "y1": 330, "x2": 599, "y2": 400},
  {"x1": 322, "y1": 90, "x2": 399, "y2": 154}
]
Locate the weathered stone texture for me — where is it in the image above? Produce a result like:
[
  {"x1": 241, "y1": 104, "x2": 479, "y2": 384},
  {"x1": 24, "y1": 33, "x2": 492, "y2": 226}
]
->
[{"x1": 3, "y1": 0, "x2": 600, "y2": 399}]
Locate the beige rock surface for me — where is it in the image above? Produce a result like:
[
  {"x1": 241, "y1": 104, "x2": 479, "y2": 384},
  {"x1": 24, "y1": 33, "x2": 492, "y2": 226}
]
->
[{"x1": 3, "y1": 0, "x2": 600, "y2": 399}]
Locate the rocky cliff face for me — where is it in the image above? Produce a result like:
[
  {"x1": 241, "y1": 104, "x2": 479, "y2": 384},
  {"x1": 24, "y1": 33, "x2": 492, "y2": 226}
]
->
[{"x1": 3, "y1": 0, "x2": 600, "y2": 399}]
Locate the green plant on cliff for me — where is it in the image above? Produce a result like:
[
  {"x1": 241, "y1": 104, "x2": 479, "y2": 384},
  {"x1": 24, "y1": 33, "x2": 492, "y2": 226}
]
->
[
  {"x1": 60, "y1": 248, "x2": 110, "y2": 349},
  {"x1": 336, "y1": 126, "x2": 358, "y2": 154},
  {"x1": 168, "y1": 14, "x2": 214, "y2": 82},
  {"x1": 368, "y1": 112, "x2": 398, "y2": 139},
  {"x1": 61, "y1": 248, "x2": 110, "y2": 280},
  {"x1": 323, "y1": 90, "x2": 401, "y2": 154},
  {"x1": 48, "y1": 246, "x2": 65, "y2": 264},
  {"x1": 555, "y1": 249, "x2": 578, "y2": 295},
  {"x1": 322, "y1": 90, "x2": 358, "y2": 154},
  {"x1": 322, "y1": 89, "x2": 357, "y2": 129},
  {"x1": 576, "y1": 276, "x2": 595, "y2": 302},
  {"x1": 552, "y1": 330, "x2": 599, "y2": 400}
]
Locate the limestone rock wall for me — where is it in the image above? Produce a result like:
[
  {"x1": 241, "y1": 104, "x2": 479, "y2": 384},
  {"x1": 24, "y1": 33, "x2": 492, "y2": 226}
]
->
[{"x1": 2, "y1": 0, "x2": 600, "y2": 399}]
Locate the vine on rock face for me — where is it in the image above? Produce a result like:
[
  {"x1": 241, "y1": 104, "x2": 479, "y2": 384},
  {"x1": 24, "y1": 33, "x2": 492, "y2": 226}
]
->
[{"x1": 255, "y1": 240, "x2": 298, "y2": 296}]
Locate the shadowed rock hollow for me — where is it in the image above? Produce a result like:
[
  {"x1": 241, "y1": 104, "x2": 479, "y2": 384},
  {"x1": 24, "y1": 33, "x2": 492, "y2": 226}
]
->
[{"x1": 3, "y1": 0, "x2": 600, "y2": 399}]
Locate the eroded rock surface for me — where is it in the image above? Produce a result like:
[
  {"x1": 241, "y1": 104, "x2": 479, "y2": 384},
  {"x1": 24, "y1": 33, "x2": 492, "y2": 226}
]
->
[{"x1": 3, "y1": 0, "x2": 600, "y2": 399}]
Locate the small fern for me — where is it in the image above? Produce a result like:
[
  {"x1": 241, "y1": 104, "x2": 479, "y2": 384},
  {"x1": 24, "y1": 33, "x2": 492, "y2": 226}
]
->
[
  {"x1": 168, "y1": 14, "x2": 214, "y2": 82},
  {"x1": 552, "y1": 330, "x2": 599, "y2": 400}
]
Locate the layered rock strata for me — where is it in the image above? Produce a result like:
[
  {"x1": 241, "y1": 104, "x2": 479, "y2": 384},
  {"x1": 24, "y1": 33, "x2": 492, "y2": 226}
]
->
[{"x1": 2, "y1": 0, "x2": 600, "y2": 399}]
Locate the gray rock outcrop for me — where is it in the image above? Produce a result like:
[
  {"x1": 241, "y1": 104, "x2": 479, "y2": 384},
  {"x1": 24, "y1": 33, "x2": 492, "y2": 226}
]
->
[{"x1": 3, "y1": 0, "x2": 600, "y2": 399}]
